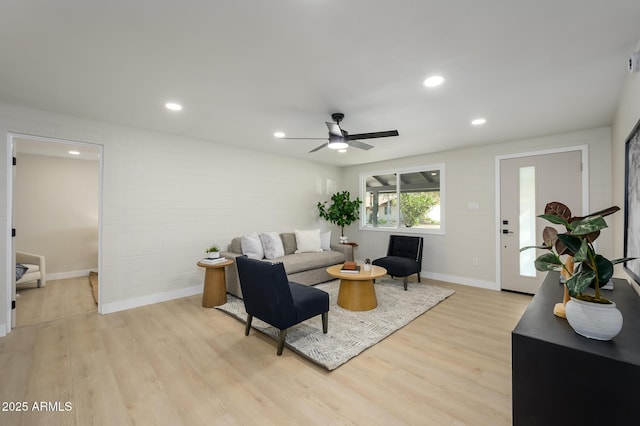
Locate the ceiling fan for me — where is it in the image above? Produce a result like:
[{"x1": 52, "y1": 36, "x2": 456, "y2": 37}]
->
[{"x1": 278, "y1": 113, "x2": 399, "y2": 153}]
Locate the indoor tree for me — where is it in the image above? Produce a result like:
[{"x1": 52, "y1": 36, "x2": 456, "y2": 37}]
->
[{"x1": 317, "y1": 191, "x2": 362, "y2": 241}]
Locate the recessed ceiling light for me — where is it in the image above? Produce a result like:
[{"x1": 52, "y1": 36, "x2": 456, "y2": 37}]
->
[
  {"x1": 471, "y1": 118, "x2": 487, "y2": 126},
  {"x1": 423, "y1": 75, "x2": 445, "y2": 88},
  {"x1": 274, "y1": 132, "x2": 285, "y2": 138},
  {"x1": 68, "y1": 151, "x2": 80, "y2": 155},
  {"x1": 165, "y1": 102, "x2": 183, "y2": 111}
]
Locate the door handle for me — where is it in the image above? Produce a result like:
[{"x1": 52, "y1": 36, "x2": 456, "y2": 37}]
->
[{"x1": 502, "y1": 229, "x2": 514, "y2": 234}]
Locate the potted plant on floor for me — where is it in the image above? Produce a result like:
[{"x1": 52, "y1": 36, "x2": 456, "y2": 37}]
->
[
  {"x1": 520, "y1": 202, "x2": 636, "y2": 340},
  {"x1": 317, "y1": 191, "x2": 362, "y2": 244},
  {"x1": 205, "y1": 245, "x2": 220, "y2": 259}
]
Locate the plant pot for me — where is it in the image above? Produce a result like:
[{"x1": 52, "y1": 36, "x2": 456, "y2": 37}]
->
[
  {"x1": 339, "y1": 235, "x2": 348, "y2": 244},
  {"x1": 565, "y1": 297, "x2": 623, "y2": 341},
  {"x1": 207, "y1": 252, "x2": 220, "y2": 259}
]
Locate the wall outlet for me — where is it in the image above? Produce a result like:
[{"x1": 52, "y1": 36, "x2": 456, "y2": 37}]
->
[{"x1": 472, "y1": 257, "x2": 479, "y2": 266}]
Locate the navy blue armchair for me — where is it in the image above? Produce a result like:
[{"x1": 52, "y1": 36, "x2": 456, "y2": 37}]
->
[
  {"x1": 372, "y1": 235, "x2": 423, "y2": 290},
  {"x1": 235, "y1": 256, "x2": 329, "y2": 356}
]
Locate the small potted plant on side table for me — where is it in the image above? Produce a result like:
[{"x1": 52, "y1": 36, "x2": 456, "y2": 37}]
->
[
  {"x1": 520, "y1": 202, "x2": 636, "y2": 341},
  {"x1": 363, "y1": 258, "x2": 372, "y2": 272},
  {"x1": 205, "y1": 245, "x2": 220, "y2": 259}
]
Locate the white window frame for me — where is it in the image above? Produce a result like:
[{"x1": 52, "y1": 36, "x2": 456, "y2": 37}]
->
[{"x1": 359, "y1": 163, "x2": 445, "y2": 235}]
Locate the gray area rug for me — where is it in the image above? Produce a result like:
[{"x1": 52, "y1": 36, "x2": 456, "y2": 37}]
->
[{"x1": 216, "y1": 279, "x2": 455, "y2": 370}]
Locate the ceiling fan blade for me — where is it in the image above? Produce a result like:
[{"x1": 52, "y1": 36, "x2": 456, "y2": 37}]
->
[
  {"x1": 325, "y1": 122, "x2": 343, "y2": 137},
  {"x1": 346, "y1": 130, "x2": 399, "y2": 140},
  {"x1": 309, "y1": 142, "x2": 327, "y2": 153},
  {"x1": 348, "y1": 140, "x2": 375, "y2": 151}
]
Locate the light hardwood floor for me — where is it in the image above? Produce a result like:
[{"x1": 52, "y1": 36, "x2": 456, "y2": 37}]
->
[
  {"x1": 0, "y1": 279, "x2": 531, "y2": 426},
  {"x1": 16, "y1": 277, "x2": 98, "y2": 327}
]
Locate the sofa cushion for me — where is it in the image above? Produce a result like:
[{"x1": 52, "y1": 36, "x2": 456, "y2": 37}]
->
[
  {"x1": 260, "y1": 232, "x2": 285, "y2": 259},
  {"x1": 320, "y1": 230, "x2": 331, "y2": 251},
  {"x1": 229, "y1": 237, "x2": 243, "y2": 254},
  {"x1": 21, "y1": 263, "x2": 39, "y2": 273},
  {"x1": 294, "y1": 229, "x2": 322, "y2": 253},
  {"x1": 241, "y1": 233, "x2": 264, "y2": 260},
  {"x1": 280, "y1": 233, "x2": 297, "y2": 255},
  {"x1": 275, "y1": 250, "x2": 345, "y2": 274}
]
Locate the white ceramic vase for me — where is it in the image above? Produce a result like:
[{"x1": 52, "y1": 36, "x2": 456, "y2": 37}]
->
[
  {"x1": 339, "y1": 235, "x2": 348, "y2": 244},
  {"x1": 565, "y1": 297, "x2": 623, "y2": 341},
  {"x1": 207, "y1": 252, "x2": 220, "y2": 259}
]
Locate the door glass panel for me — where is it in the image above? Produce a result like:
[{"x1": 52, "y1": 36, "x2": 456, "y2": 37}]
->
[{"x1": 519, "y1": 166, "x2": 536, "y2": 277}]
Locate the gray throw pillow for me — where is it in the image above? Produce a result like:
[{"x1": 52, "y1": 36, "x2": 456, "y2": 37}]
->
[
  {"x1": 16, "y1": 263, "x2": 28, "y2": 281},
  {"x1": 260, "y1": 232, "x2": 285, "y2": 259},
  {"x1": 241, "y1": 233, "x2": 264, "y2": 260},
  {"x1": 320, "y1": 230, "x2": 331, "y2": 251}
]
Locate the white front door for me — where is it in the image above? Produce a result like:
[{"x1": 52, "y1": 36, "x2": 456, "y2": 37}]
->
[{"x1": 499, "y1": 150, "x2": 584, "y2": 294}]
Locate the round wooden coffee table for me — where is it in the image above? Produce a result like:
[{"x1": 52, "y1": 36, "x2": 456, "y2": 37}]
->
[
  {"x1": 197, "y1": 259, "x2": 233, "y2": 307},
  {"x1": 326, "y1": 264, "x2": 387, "y2": 311}
]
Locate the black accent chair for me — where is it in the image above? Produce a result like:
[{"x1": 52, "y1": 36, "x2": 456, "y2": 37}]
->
[
  {"x1": 235, "y1": 256, "x2": 329, "y2": 356},
  {"x1": 372, "y1": 235, "x2": 424, "y2": 291}
]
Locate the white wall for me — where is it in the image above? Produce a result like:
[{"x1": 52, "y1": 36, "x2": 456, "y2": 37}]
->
[
  {"x1": 343, "y1": 127, "x2": 612, "y2": 289},
  {"x1": 1, "y1": 102, "x2": 342, "y2": 333},
  {"x1": 15, "y1": 153, "x2": 98, "y2": 277},
  {"x1": 612, "y1": 61, "x2": 640, "y2": 293}
]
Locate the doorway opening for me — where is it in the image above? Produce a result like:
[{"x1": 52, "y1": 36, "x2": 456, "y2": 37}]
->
[{"x1": 7, "y1": 133, "x2": 103, "y2": 329}]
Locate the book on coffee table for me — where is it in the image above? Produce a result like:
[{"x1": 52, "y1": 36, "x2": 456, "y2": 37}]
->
[{"x1": 340, "y1": 261, "x2": 360, "y2": 273}]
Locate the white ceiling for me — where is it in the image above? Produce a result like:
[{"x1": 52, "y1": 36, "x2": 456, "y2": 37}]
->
[
  {"x1": 15, "y1": 137, "x2": 100, "y2": 162},
  {"x1": 2, "y1": 1, "x2": 640, "y2": 166}
]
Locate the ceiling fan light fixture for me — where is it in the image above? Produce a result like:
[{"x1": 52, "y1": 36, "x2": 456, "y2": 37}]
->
[
  {"x1": 338, "y1": 149, "x2": 347, "y2": 153},
  {"x1": 328, "y1": 132, "x2": 348, "y2": 150},
  {"x1": 327, "y1": 140, "x2": 348, "y2": 150}
]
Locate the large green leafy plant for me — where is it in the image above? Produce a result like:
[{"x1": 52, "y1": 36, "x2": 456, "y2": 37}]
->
[
  {"x1": 520, "y1": 202, "x2": 635, "y2": 304},
  {"x1": 317, "y1": 191, "x2": 362, "y2": 237}
]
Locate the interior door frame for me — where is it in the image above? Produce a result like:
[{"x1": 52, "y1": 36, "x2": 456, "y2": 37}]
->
[
  {"x1": 4, "y1": 132, "x2": 104, "y2": 332},
  {"x1": 494, "y1": 145, "x2": 589, "y2": 290}
]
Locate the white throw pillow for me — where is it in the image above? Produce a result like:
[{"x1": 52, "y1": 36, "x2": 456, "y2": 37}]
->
[
  {"x1": 320, "y1": 230, "x2": 331, "y2": 251},
  {"x1": 294, "y1": 229, "x2": 323, "y2": 253},
  {"x1": 260, "y1": 232, "x2": 285, "y2": 260},
  {"x1": 241, "y1": 233, "x2": 264, "y2": 260}
]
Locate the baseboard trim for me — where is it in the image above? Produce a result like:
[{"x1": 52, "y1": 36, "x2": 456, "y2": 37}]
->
[
  {"x1": 101, "y1": 285, "x2": 202, "y2": 314},
  {"x1": 423, "y1": 271, "x2": 499, "y2": 291},
  {"x1": 46, "y1": 269, "x2": 96, "y2": 281}
]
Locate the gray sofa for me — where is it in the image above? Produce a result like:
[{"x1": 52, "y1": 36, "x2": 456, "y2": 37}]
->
[{"x1": 220, "y1": 232, "x2": 352, "y2": 299}]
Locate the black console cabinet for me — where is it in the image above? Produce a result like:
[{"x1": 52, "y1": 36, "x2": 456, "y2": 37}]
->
[{"x1": 512, "y1": 271, "x2": 640, "y2": 426}]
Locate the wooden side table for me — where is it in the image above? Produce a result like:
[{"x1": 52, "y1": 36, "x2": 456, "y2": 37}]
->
[
  {"x1": 197, "y1": 259, "x2": 233, "y2": 308},
  {"x1": 341, "y1": 242, "x2": 358, "y2": 261}
]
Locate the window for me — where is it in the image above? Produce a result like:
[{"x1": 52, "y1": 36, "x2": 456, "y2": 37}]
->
[{"x1": 361, "y1": 164, "x2": 444, "y2": 233}]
